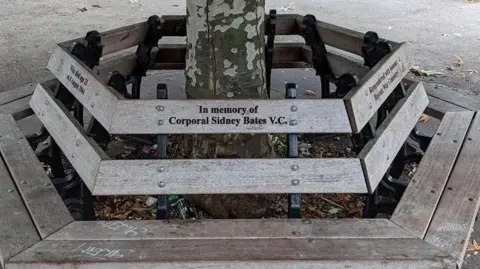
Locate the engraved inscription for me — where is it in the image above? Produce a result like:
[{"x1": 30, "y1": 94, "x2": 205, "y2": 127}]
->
[
  {"x1": 368, "y1": 59, "x2": 402, "y2": 101},
  {"x1": 167, "y1": 105, "x2": 289, "y2": 127},
  {"x1": 65, "y1": 64, "x2": 88, "y2": 94}
]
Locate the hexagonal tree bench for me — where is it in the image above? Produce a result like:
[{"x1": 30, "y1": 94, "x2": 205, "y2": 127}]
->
[{"x1": 1, "y1": 13, "x2": 480, "y2": 269}]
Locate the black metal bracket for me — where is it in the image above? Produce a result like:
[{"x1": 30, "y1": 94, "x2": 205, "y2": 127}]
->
[
  {"x1": 301, "y1": 14, "x2": 335, "y2": 99},
  {"x1": 265, "y1": 9, "x2": 277, "y2": 99},
  {"x1": 285, "y1": 83, "x2": 301, "y2": 219},
  {"x1": 156, "y1": 83, "x2": 169, "y2": 220},
  {"x1": 131, "y1": 15, "x2": 164, "y2": 99}
]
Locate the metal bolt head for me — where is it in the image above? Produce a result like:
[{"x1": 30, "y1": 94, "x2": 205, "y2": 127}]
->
[
  {"x1": 76, "y1": 140, "x2": 81, "y2": 146},
  {"x1": 292, "y1": 231, "x2": 300, "y2": 236},
  {"x1": 308, "y1": 239, "x2": 316, "y2": 243},
  {"x1": 156, "y1": 106, "x2": 164, "y2": 112},
  {"x1": 302, "y1": 219, "x2": 312, "y2": 224},
  {"x1": 95, "y1": 90, "x2": 100, "y2": 96},
  {"x1": 295, "y1": 253, "x2": 304, "y2": 258},
  {"x1": 71, "y1": 153, "x2": 75, "y2": 158},
  {"x1": 44, "y1": 183, "x2": 52, "y2": 187},
  {"x1": 157, "y1": 167, "x2": 165, "y2": 172},
  {"x1": 289, "y1": 120, "x2": 298, "y2": 126},
  {"x1": 7, "y1": 189, "x2": 14, "y2": 193},
  {"x1": 291, "y1": 179, "x2": 300, "y2": 186},
  {"x1": 91, "y1": 103, "x2": 95, "y2": 108},
  {"x1": 291, "y1": 165, "x2": 299, "y2": 171},
  {"x1": 290, "y1": 106, "x2": 297, "y2": 112},
  {"x1": 21, "y1": 181, "x2": 27, "y2": 184},
  {"x1": 158, "y1": 181, "x2": 166, "y2": 188},
  {"x1": 158, "y1": 120, "x2": 164, "y2": 125}
]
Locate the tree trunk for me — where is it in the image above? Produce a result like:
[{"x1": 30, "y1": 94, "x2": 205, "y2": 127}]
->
[{"x1": 182, "y1": 0, "x2": 277, "y2": 218}]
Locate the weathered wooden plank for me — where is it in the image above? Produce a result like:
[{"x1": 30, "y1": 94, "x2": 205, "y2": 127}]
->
[
  {"x1": 94, "y1": 158, "x2": 366, "y2": 195},
  {"x1": 29, "y1": 84, "x2": 107, "y2": 190},
  {"x1": 425, "y1": 82, "x2": 480, "y2": 112},
  {"x1": 46, "y1": 45, "x2": 120, "y2": 130},
  {"x1": 0, "y1": 96, "x2": 33, "y2": 121},
  {"x1": 344, "y1": 43, "x2": 415, "y2": 133},
  {"x1": 424, "y1": 96, "x2": 469, "y2": 119},
  {"x1": 111, "y1": 98, "x2": 352, "y2": 134},
  {"x1": 0, "y1": 84, "x2": 35, "y2": 106},
  {"x1": 391, "y1": 111, "x2": 475, "y2": 238},
  {"x1": 0, "y1": 115, "x2": 73, "y2": 239},
  {"x1": 358, "y1": 82, "x2": 429, "y2": 192},
  {"x1": 0, "y1": 153, "x2": 40, "y2": 268},
  {"x1": 47, "y1": 219, "x2": 415, "y2": 241},
  {"x1": 7, "y1": 238, "x2": 455, "y2": 269},
  {"x1": 424, "y1": 112, "x2": 480, "y2": 266}
]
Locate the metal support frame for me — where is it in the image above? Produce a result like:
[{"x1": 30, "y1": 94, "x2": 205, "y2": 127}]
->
[
  {"x1": 286, "y1": 83, "x2": 301, "y2": 218},
  {"x1": 156, "y1": 83, "x2": 169, "y2": 220}
]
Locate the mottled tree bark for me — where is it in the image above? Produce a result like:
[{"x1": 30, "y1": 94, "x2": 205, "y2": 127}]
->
[{"x1": 182, "y1": 0, "x2": 277, "y2": 218}]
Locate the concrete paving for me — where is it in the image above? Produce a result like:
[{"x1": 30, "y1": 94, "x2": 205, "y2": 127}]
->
[{"x1": 3, "y1": 0, "x2": 480, "y2": 267}]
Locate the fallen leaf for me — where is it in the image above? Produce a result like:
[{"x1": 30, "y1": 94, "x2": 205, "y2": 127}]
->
[
  {"x1": 467, "y1": 239, "x2": 480, "y2": 252},
  {"x1": 455, "y1": 56, "x2": 464, "y2": 67},
  {"x1": 418, "y1": 114, "x2": 429, "y2": 123},
  {"x1": 410, "y1": 66, "x2": 443, "y2": 77}
]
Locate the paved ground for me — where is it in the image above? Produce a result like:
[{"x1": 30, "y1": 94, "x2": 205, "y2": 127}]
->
[{"x1": 3, "y1": 0, "x2": 480, "y2": 267}]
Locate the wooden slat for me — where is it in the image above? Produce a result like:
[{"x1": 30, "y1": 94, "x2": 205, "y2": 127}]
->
[
  {"x1": 94, "y1": 158, "x2": 367, "y2": 195},
  {"x1": 424, "y1": 112, "x2": 480, "y2": 266},
  {"x1": 391, "y1": 111, "x2": 475, "y2": 238},
  {"x1": 0, "y1": 84, "x2": 35, "y2": 106},
  {"x1": 425, "y1": 82, "x2": 480, "y2": 112},
  {"x1": 424, "y1": 96, "x2": 469, "y2": 119},
  {"x1": 47, "y1": 219, "x2": 415, "y2": 240},
  {"x1": 46, "y1": 45, "x2": 120, "y2": 130},
  {"x1": 0, "y1": 96, "x2": 33, "y2": 121},
  {"x1": 60, "y1": 14, "x2": 300, "y2": 55},
  {"x1": 7, "y1": 238, "x2": 455, "y2": 269},
  {"x1": 29, "y1": 84, "x2": 107, "y2": 190},
  {"x1": 344, "y1": 43, "x2": 415, "y2": 133},
  {"x1": 111, "y1": 98, "x2": 352, "y2": 134},
  {"x1": 0, "y1": 115, "x2": 73, "y2": 239},
  {"x1": 0, "y1": 149, "x2": 40, "y2": 268},
  {"x1": 358, "y1": 82, "x2": 429, "y2": 192}
]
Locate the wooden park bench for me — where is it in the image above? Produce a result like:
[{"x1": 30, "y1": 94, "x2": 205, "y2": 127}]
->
[{"x1": 1, "y1": 12, "x2": 480, "y2": 269}]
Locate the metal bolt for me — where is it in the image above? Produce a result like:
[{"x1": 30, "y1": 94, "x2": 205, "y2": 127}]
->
[
  {"x1": 290, "y1": 106, "x2": 297, "y2": 112},
  {"x1": 308, "y1": 239, "x2": 316, "y2": 243},
  {"x1": 468, "y1": 138, "x2": 473, "y2": 141},
  {"x1": 289, "y1": 120, "x2": 297, "y2": 126},
  {"x1": 44, "y1": 183, "x2": 52, "y2": 187},
  {"x1": 291, "y1": 179, "x2": 300, "y2": 186},
  {"x1": 386, "y1": 155, "x2": 390, "y2": 161},
  {"x1": 291, "y1": 165, "x2": 299, "y2": 171},
  {"x1": 7, "y1": 189, "x2": 14, "y2": 193},
  {"x1": 227, "y1": 92, "x2": 234, "y2": 98},
  {"x1": 76, "y1": 140, "x2": 81, "y2": 146},
  {"x1": 295, "y1": 253, "x2": 304, "y2": 258},
  {"x1": 368, "y1": 103, "x2": 373, "y2": 109},
  {"x1": 156, "y1": 106, "x2": 164, "y2": 112},
  {"x1": 71, "y1": 153, "x2": 75, "y2": 158},
  {"x1": 21, "y1": 181, "x2": 27, "y2": 184},
  {"x1": 158, "y1": 181, "x2": 166, "y2": 188},
  {"x1": 157, "y1": 167, "x2": 165, "y2": 172},
  {"x1": 91, "y1": 103, "x2": 95, "y2": 108},
  {"x1": 95, "y1": 90, "x2": 100, "y2": 96},
  {"x1": 158, "y1": 120, "x2": 164, "y2": 125},
  {"x1": 41, "y1": 112, "x2": 45, "y2": 116},
  {"x1": 292, "y1": 231, "x2": 300, "y2": 236},
  {"x1": 302, "y1": 219, "x2": 312, "y2": 224},
  {"x1": 453, "y1": 140, "x2": 458, "y2": 143}
]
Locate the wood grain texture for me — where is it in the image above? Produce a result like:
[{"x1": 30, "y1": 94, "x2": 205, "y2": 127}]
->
[
  {"x1": 29, "y1": 84, "x2": 108, "y2": 190},
  {"x1": 391, "y1": 111, "x2": 474, "y2": 238},
  {"x1": 0, "y1": 96, "x2": 33, "y2": 121},
  {"x1": 94, "y1": 158, "x2": 366, "y2": 195},
  {"x1": 47, "y1": 219, "x2": 415, "y2": 241},
  {"x1": 344, "y1": 43, "x2": 415, "y2": 133},
  {"x1": 358, "y1": 82, "x2": 429, "y2": 192},
  {"x1": 0, "y1": 83, "x2": 35, "y2": 106},
  {"x1": 424, "y1": 112, "x2": 480, "y2": 266},
  {"x1": 111, "y1": 99, "x2": 352, "y2": 134},
  {"x1": 46, "y1": 46, "x2": 120, "y2": 130},
  {"x1": 0, "y1": 114, "x2": 73, "y2": 239},
  {"x1": 0, "y1": 155, "x2": 40, "y2": 268},
  {"x1": 425, "y1": 82, "x2": 480, "y2": 111},
  {"x1": 7, "y1": 238, "x2": 455, "y2": 269}
]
